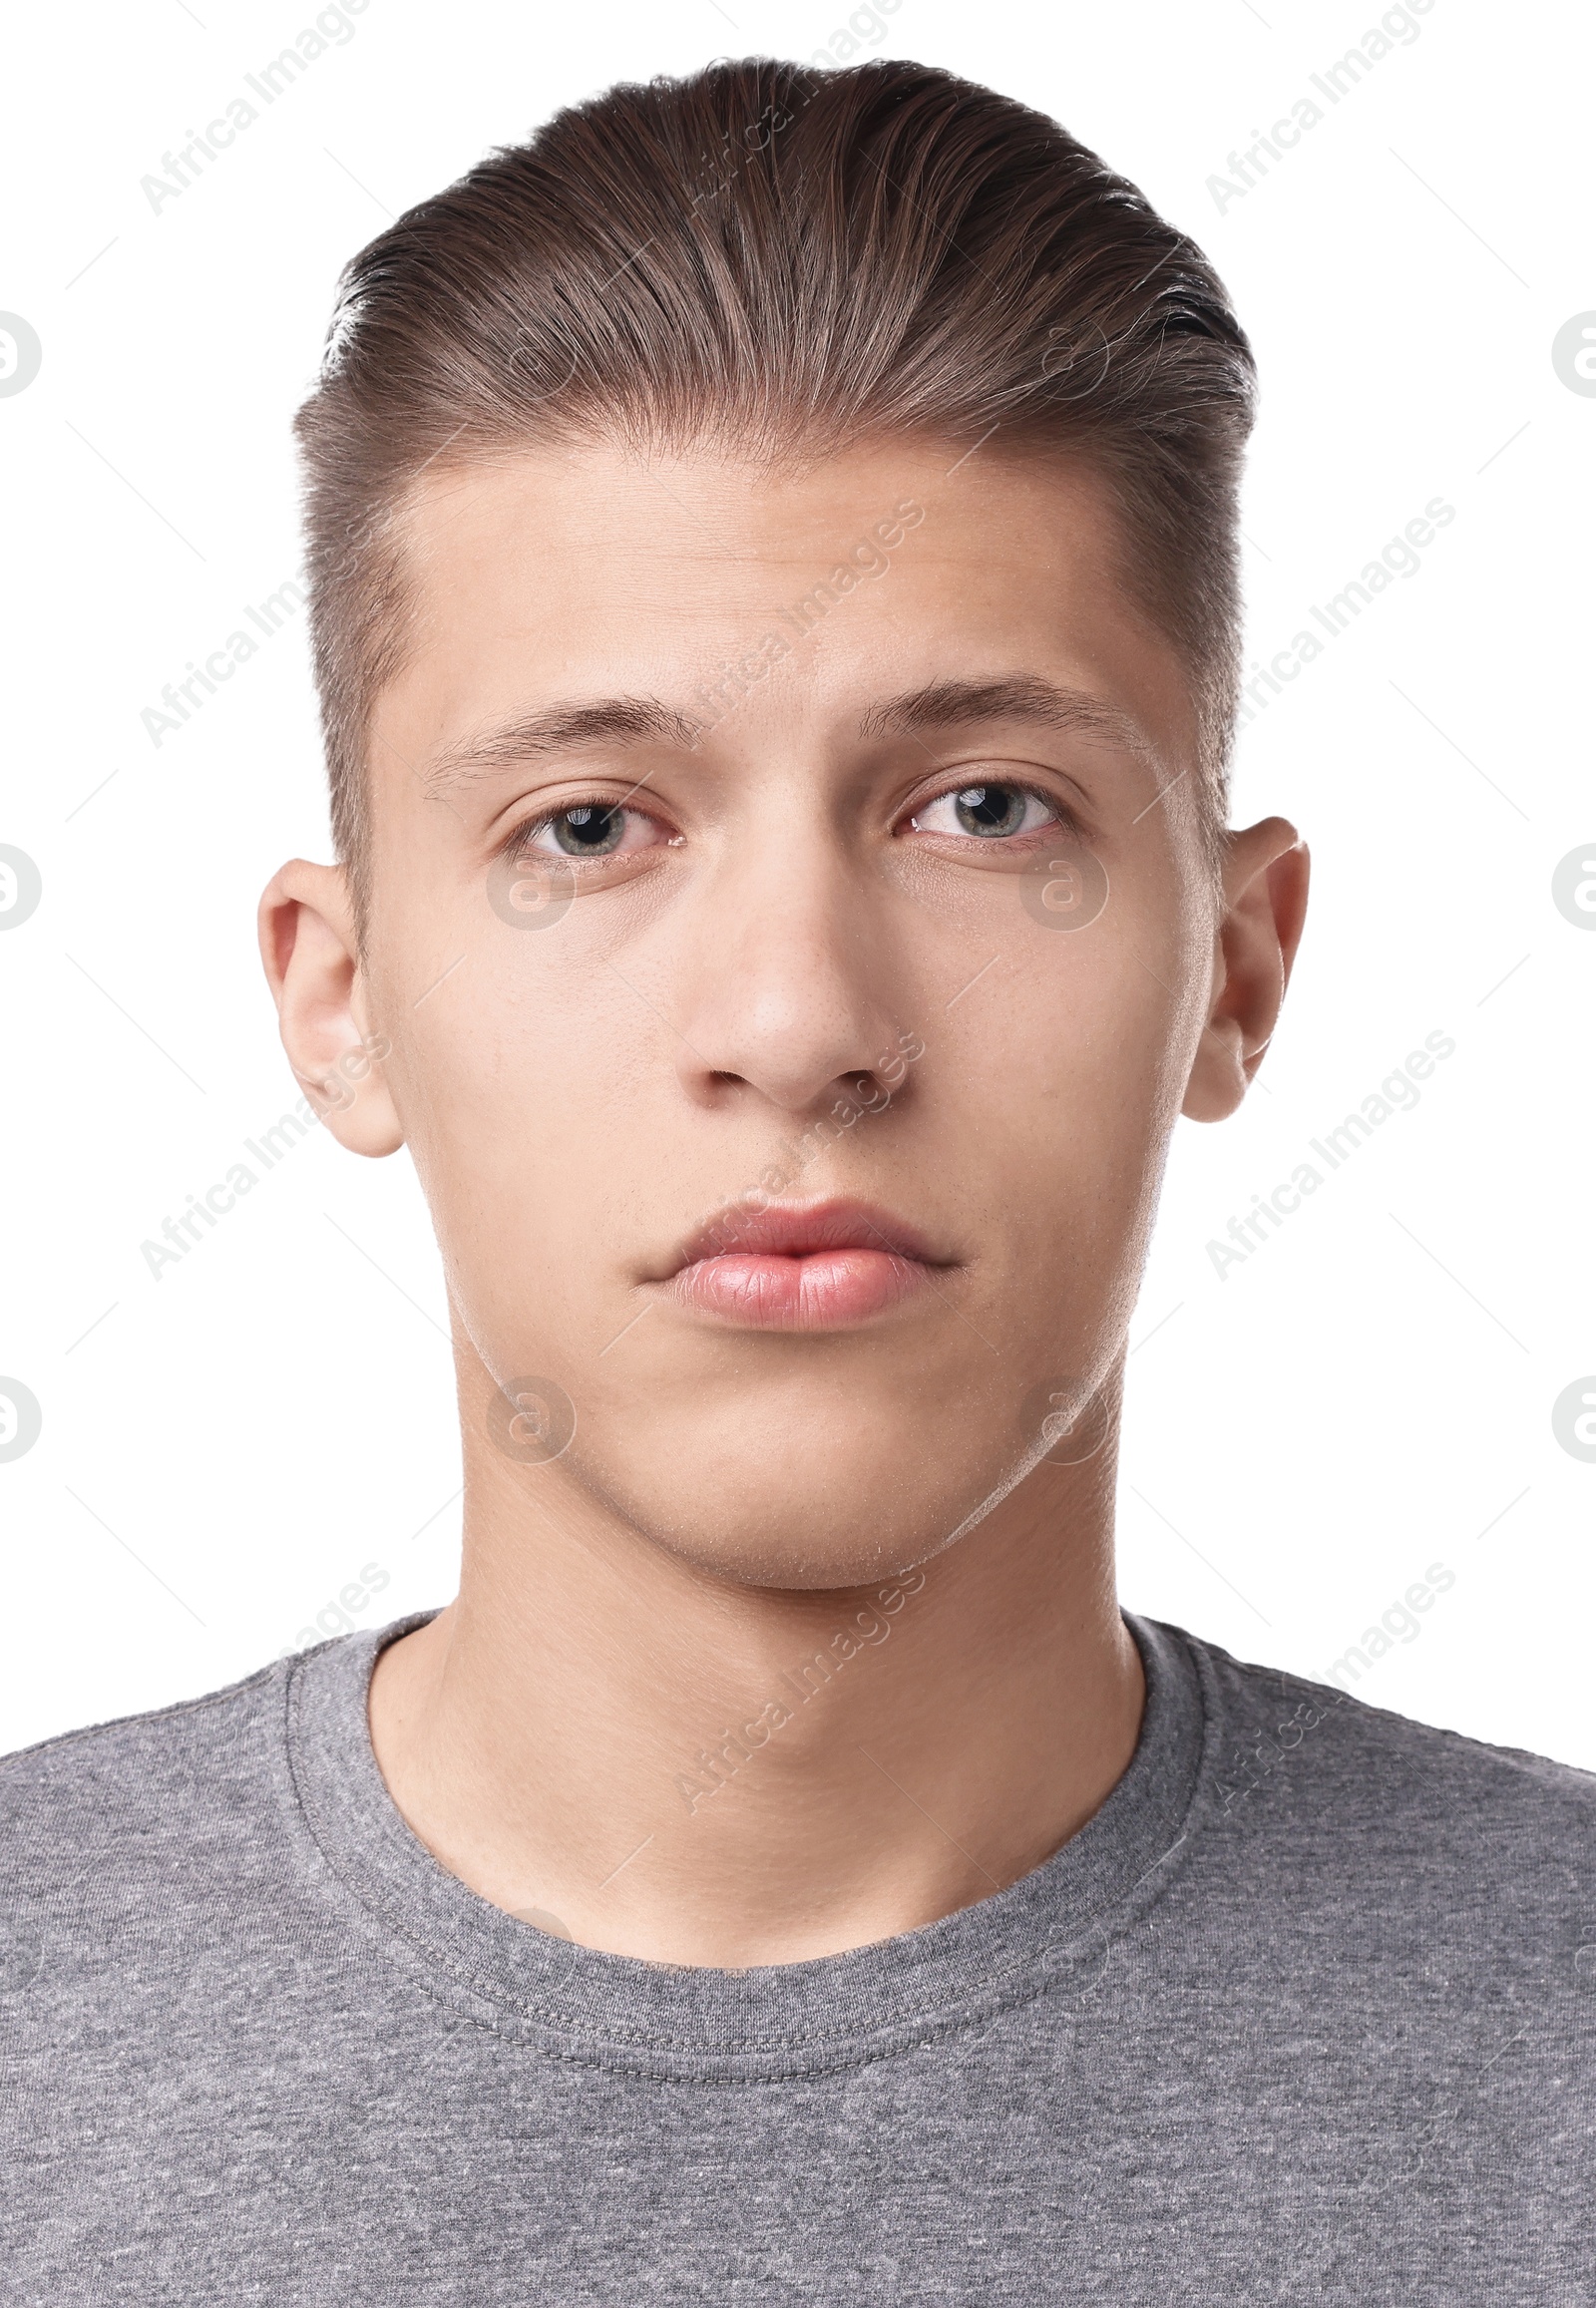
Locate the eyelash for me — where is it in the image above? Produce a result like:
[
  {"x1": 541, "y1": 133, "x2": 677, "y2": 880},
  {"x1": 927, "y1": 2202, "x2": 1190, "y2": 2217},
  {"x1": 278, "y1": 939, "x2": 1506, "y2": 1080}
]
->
[
  {"x1": 509, "y1": 801, "x2": 668, "y2": 862},
  {"x1": 906, "y1": 780, "x2": 1069, "y2": 842},
  {"x1": 505, "y1": 777, "x2": 1075, "y2": 864}
]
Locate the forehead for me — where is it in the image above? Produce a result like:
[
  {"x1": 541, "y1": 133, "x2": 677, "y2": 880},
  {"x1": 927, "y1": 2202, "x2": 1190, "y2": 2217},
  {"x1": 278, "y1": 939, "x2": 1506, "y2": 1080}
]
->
[{"x1": 371, "y1": 436, "x2": 1197, "y2": 774}]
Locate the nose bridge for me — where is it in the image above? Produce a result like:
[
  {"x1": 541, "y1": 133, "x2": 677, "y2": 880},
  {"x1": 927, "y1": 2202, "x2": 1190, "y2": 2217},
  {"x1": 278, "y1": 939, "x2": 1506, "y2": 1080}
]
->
[{"x1": 673, "y1": 802, "x2": 901, "y2": 1111}]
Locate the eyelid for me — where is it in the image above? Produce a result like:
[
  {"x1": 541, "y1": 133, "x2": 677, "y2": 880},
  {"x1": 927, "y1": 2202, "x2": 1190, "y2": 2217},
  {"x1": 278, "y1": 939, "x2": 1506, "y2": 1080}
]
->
[
  {"x1": 903, "y1": 774, "x2": 1082, "y2": 838},
  {"x1": 503, "y1": 792, "x2": 672, "y2": 857}
]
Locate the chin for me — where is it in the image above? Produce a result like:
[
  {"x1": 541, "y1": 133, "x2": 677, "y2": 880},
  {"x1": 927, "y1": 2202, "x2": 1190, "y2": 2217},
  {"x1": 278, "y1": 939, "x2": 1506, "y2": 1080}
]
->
[{"x1": 568, "y1": 1409, "x2": 1010, "y2": 1595}]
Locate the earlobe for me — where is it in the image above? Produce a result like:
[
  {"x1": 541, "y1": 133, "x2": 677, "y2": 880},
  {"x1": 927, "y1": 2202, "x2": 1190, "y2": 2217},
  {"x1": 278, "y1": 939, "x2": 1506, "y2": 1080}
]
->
[
  {"x1": 257, "y1": 860, "x2": 405, "y2": 1157},
  {"x1": 1181, "y1": 820, "x2": 1310, "y2": 1125}
]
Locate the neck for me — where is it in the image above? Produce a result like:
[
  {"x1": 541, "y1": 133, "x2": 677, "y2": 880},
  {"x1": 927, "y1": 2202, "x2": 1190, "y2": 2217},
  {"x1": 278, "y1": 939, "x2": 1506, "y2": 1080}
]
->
[{"x1": 368, "y1": 1416, "x2": 1144, "y2": 1968}]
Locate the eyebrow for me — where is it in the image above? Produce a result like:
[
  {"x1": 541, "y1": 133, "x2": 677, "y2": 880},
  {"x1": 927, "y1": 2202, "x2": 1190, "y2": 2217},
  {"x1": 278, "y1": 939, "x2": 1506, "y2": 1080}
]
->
[
  {"x1": 421, "y1": 697, "x2": 703, "y2": 799},
  {"x1": 857, "y1": 674, "x2": 1156, "y2": 760},
  {"x1": 421, "y1": 670, "x2": 1155, "y2": 800}
]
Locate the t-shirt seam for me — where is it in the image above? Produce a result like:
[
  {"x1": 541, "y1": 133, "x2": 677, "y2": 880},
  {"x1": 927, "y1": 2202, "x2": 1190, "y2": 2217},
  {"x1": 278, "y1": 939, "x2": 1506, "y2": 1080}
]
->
[
  {"x1": 372, "y1": 1802, "x2": 1204, "y2": 2079},
  {"x1": 278, "y1": 1624, "x2": 1218, "y2": 2078},
  {"x1": 378, "y1": 1975, "x2": 1104, "y2": 2085}
]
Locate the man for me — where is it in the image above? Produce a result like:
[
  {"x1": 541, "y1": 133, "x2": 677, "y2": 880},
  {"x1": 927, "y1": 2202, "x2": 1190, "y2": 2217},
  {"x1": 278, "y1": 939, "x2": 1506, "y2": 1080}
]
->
[{"x1": 2, "y1": 56, "x2": 1589, "y2": 2303}]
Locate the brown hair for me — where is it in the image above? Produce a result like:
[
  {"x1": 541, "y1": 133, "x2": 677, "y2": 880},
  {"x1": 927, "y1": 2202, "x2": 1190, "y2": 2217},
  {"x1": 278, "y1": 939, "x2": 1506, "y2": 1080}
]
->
[{"x1": 295, "y1": 56, "x2": 1256, "y2": 924}]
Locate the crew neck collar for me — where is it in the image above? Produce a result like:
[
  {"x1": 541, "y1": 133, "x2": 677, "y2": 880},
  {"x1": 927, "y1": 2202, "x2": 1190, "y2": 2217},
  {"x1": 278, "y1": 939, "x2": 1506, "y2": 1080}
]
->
[{"x1": 283, "y1": 1608, "x2": 1216, "y2": 2083}]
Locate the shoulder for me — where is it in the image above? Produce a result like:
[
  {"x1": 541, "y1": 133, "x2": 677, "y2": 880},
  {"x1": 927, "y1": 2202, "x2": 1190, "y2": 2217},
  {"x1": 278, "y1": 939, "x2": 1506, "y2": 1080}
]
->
[
  {"x1": 1178, "y1": 1623, "x2": 1596, "y2": 1906},
  {"x1": 1, "y1": 1649, "x2": 291, "y2": 1793},
  {"x1": 0, "y1": 1647, "x2": 312, "y2": 1931}
]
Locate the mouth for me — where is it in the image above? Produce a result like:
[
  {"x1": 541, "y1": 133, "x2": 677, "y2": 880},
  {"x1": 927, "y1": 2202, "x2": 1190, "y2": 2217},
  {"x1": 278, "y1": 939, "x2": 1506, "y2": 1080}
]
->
[{"x1": 660, "y1": 1196, "x2": 950, "y2": 1332}]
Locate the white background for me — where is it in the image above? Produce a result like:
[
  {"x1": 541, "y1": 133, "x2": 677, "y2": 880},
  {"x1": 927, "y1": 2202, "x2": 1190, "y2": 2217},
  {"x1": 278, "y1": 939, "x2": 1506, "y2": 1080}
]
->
[{"x1": 2, "y1": 0, "x2": 1591, "y2": 1764}]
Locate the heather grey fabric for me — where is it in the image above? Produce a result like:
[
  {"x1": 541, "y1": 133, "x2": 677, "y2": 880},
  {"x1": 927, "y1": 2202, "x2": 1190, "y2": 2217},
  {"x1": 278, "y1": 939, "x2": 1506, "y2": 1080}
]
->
[{"x1": 1, "y1": 1611, "x2": 1592, "y2": 2304}]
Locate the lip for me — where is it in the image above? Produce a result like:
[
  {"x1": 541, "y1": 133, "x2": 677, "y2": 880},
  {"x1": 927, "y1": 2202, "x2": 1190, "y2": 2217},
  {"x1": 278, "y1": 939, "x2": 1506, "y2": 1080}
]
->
[{"x1": 661, "y1": 1197, "x2": 947, "y2": 1332}]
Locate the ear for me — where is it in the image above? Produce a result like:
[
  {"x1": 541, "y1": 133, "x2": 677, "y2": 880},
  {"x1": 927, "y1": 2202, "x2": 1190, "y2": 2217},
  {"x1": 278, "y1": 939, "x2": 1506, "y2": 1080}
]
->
[
  {"x1": 257, "y1": 860, "x2": 404, "y2": 1156},
  {"x1": 1182, "y1": 817, "x2": 1310, "y2": 1123}
]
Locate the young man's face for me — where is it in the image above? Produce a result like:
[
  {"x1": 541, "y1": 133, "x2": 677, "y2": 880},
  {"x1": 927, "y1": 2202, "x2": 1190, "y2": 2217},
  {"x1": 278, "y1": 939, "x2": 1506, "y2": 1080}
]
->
[{"x1": 269, "y1": 438, "x2": 1300, "y2": 1587}]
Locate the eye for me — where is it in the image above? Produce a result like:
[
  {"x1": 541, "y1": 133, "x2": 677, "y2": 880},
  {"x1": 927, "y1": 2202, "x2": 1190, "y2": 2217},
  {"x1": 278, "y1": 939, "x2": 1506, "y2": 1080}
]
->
[
  {"x1": 519, "y1": 802, "x2": 664, "y2": 860},
  {"x1": 909, "y1": 783, "x2": 1060, "y2": 841}
]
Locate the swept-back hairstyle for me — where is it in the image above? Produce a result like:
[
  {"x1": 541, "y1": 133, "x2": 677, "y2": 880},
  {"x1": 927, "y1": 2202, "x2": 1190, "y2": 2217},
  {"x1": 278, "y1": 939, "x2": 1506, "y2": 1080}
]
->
[{"x1": 295, "y1": 56, "x2": 1256, "y2": 921}]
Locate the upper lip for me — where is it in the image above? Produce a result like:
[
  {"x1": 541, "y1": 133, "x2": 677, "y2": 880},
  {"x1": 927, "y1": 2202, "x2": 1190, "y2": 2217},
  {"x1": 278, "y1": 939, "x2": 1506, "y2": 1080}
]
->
[{"x1": 669, "y1": 1196, "x2": 943, "y2": 1273}]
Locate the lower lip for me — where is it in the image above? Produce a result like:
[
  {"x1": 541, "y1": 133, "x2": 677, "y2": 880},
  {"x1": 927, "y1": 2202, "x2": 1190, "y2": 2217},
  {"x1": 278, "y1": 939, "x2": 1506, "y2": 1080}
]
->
[{"x1": 666, "y1": 1248, "x2": 932, "y2": 1330}]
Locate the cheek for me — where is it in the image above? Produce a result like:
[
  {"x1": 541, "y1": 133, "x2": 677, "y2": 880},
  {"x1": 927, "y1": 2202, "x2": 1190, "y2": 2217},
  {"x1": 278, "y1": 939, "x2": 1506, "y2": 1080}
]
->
[
  {"x1": 936, "y1": 877, "x2": 1190, "y2": 1135},
  {"x1": 930, "y1": 904, "x2": 1192, "y2": 1308},
  {"x1": 381, "y1": 937, "x2": 643, "y2": 1225},
  {"x1": 971, "y1": 1027, "x2": 1171, "y2": 1268}
]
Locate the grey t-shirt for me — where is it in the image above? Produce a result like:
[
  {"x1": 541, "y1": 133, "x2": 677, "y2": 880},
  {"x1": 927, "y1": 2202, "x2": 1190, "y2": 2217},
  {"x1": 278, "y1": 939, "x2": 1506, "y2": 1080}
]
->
[{"x1": 1, "y1": 1611, "x2": 1592, "y2": 2304}]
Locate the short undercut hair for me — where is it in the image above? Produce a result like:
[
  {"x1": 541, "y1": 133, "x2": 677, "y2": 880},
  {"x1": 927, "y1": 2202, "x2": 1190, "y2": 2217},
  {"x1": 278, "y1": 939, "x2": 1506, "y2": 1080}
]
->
[{"x1": 294, "y1": 56, "x2": 1256, "y2": 927}]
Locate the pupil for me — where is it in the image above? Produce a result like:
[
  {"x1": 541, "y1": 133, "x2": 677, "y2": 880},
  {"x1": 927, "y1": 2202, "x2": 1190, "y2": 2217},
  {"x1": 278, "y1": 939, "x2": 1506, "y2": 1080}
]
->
[
  {"x1": 556, "y1": 805, "x2": 621, "y2": 854},
  {"x1": 955, "y1": 784, "x2": 1024, "y2": 837}
]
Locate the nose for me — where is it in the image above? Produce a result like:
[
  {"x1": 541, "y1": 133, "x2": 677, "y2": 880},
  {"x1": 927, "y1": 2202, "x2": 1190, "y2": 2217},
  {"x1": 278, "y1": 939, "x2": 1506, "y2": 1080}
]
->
[{"x1": 667, "y1": 818, "x2": 907, "y2": 1115}]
